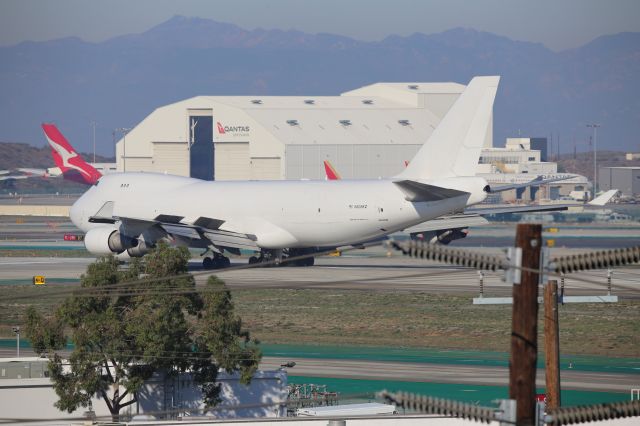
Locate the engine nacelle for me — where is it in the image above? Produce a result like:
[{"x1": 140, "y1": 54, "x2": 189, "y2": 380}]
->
[
  {"x1": 84, "y1": 227, "x2": 138, "y2": 255},
  {"x1": 127, "y1": 239, "x2": 152, "y2": 257}
]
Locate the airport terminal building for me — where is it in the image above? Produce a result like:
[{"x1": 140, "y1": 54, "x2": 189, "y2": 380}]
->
[{"x1": 116, "y1": 82, "x2": 493, "y2": 180}]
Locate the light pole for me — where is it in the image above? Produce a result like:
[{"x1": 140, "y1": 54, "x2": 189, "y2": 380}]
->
[
  {"x1": 12, "y1": 326, "x2": 20, "y2": 357},
  {"x1": 587, "y1": 124, "x2": 600, "y2": 199},
  {"x1": 114, "y1": 128, "x2": 131, "y2": 172}
]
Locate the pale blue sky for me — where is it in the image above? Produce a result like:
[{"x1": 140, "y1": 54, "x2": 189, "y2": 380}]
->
[{"x1": 1, "y1": 0, "x2": 639, "y2": 50}]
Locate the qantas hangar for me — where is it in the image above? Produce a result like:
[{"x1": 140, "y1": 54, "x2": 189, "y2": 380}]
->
[{"x1": 115, "y1": 81, "x2": 494, "y2": 180}]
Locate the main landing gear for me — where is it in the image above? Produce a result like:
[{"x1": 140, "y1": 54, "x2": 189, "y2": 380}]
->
[
  {"x1": 202, "y1": 253, "x2": 231, "y2": 270},
  {"x1": 248, "y1": 248, "x2": 315, "y2": 267}
]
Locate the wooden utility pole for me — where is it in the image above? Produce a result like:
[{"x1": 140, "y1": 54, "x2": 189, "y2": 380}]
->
[
  {"x1": 509, "y1": 223, "x2": 542, "y2": 426},
  {"x1": 544, "y1": 280, "x2": 561, "y2": 410}
]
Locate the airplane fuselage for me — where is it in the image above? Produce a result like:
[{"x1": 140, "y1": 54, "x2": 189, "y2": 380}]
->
[{"x1": 71, "y1": 173, "x2": 487, "y2": 249}]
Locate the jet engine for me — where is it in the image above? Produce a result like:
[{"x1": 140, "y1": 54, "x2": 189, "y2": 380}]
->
[
  {"x1": 84, "y1": 227, "x2": 138, "y2": 255},
  {"x1": 126, "y1": 239, "x2": 153, "y2": 257}
]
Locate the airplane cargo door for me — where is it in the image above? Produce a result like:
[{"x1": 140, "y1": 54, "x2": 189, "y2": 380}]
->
[{"x1": 214, "y1": 142, "x2": 250, "y2": 180}]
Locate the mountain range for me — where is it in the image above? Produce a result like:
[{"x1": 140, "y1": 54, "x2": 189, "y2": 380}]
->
[{"x1": 1, "y1": 15, "x2": 638, "y2": 155}]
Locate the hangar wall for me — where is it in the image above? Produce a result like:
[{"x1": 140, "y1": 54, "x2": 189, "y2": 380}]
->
[{"x1": 286, "y1": 144, "x2": 421, "y2": 180}]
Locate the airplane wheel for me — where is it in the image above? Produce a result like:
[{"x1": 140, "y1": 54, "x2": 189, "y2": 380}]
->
[
  {"x1": 249, "y1": 256, "x2": 259, "y2": 265},
  {"x1": 222, "y1": 256, "x2": 231, "y2": 268},
  {"x1": 203, "y1": 257, "x2": 214, "y2": 269},
  {"x1": 292, "y1": 256, "x2": 314, "y2": 267}
]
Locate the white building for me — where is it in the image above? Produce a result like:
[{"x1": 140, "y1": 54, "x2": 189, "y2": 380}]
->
[
  {"x1": 0, "y1": 358, "x2": 287, "y2": 422},
  {"x1": 477, "y1": 137, "x2": 554, "y2": 175},
  {"x1": 115, "y1": 81, "x2": 493, "y2": 181},
  {"x1": 477, "y1": 138, "x2": 590, "y2": 202}
]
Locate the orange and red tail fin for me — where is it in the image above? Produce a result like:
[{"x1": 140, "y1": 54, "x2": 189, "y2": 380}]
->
[
  {"x1": 323, "y1": 160, "x2": 341, "y2": 180},
  {"x1": 41, "y1": 123, "x2": 102, "y2": 185}
]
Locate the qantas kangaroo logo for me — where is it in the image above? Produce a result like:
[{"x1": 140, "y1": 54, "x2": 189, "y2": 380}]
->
[
  {"x1": 41, "y1": 124, "x2": 102, "y2": 185},
  {"x1": 47, "y1": 137, "x2": 88, "y2": 176}
]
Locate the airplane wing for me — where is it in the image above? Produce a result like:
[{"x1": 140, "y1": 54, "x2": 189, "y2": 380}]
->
[
  {"x1": 487, "y1": 175, "x2": 573, "y2": 193},
  {"x1": 404, "y1": 202, "x2": 571, "y2": 234},
  {"x1": 89, "y1": 207, "x2": 258, "y2": 251},
  {"x1": 0, "y1": 168, "x2": 52, "y2": 181},
  {"x1": 0, "y1": 175, "x2": 30, "y2": 181},
  {"x1": 404, "y1": 214, "x2": 488, "y2": 234},
  {"x1": 16, "y1": 168, "x2": 48, "y2": 176},
  {"x1": 465, "y1": 204, "x2": 569, "y2": 215}
]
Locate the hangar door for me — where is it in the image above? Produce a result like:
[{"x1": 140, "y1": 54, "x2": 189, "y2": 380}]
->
[
  {"x1": 214, "y1": 142, "x2": 250, "y2": 180},
  {"x1": 188, "y1": 110, "x2": 214, "y2": 181},
  {"x1": 251, "y1": 158, "x2": 281, "y2": 180},
  {"x1": 153, "y1": 141, "x2": 189, "y2": 176}
]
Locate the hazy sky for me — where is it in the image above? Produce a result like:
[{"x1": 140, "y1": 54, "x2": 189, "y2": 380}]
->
[{"x1": 1, "y1": 0, "x2": 639, "y2": 50}]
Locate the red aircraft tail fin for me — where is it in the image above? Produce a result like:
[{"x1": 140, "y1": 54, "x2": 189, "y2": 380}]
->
[
  {"x1": 41, "y1": 123, "x2": 102, "y2": 185},
  {"x1": 323, "y1": 160, "x2": 341, "y2": 180}
]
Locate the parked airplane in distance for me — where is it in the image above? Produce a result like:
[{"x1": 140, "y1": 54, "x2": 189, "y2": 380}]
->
[
  {"x1": 1, "y1": 124, "x2": 103, "y2": 186},
  {"x1": 323, "y1": 160, "x2": 341, "y2": 180}
]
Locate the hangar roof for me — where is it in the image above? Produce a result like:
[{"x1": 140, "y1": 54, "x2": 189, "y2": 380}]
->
[
  {"x1": 171, "y1": 82, "x2": 469, "y2": 146},
  {"x1": 116, "y1": 80, "x2": 492, "y2": 164}
]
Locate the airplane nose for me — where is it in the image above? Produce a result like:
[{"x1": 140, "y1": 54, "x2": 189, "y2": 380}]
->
[{"x1": 69, "y1": 198, "x2": 83, "y2": 229}]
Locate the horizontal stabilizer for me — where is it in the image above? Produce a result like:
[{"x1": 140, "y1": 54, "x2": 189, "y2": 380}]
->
[{"x1": 393, "y1": 180, "x2": 469, "y2": 202}]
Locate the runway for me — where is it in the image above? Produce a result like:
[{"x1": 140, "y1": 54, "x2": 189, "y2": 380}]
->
[
  {"x1": 1, "y1": 252, "x2": 637, "y2": 298},
  {"x1": 259, "y1": 357, "x2": 637, "y2": 393},
  {"x1": 0, "y1": 346, "x2": 633, "y2": 394}
]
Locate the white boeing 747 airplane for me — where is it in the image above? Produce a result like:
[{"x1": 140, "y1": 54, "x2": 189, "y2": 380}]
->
[{"x1": 71, "y1": 76, "x2": 502, "y2": 267}]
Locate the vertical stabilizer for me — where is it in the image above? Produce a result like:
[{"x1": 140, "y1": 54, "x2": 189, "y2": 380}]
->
[
  {"x1": 396, "y1": 76, "x2": 500, "y2": 180},
  {"x1": 42, "y1": 123, "x2": 102, "y2": 185},
  {"x1": 323, "y1": 160, "x2": 341, "y2": 180}
]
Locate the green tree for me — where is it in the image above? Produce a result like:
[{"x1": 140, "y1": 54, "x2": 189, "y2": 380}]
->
[{"x1": 25, "y1": 242, "x2": 260, "y2": 421}]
